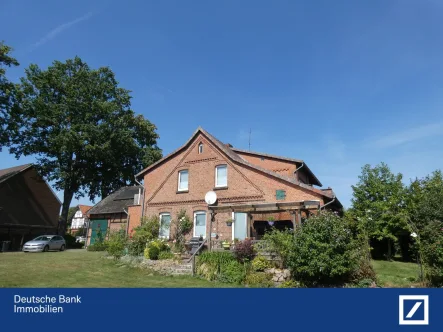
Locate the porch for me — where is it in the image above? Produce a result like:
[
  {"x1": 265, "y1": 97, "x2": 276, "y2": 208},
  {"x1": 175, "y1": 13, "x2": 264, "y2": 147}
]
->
[{"x1": 207, "y1": 200, "x2": 320, "y2": 250}]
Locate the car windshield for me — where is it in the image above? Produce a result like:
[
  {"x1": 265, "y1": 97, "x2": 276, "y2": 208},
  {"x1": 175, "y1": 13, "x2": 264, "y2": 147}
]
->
[{"x1": 33, "y1": 236, "x2": 53, "y2": 241}]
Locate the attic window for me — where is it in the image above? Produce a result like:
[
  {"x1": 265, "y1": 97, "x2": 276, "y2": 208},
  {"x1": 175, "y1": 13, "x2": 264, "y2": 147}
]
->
[
  {"x1": 260, "y1": 157, "x2": 265, "y2": 161},
  {"x1": 198, "y1": 143, "x2": 203, "y2": 154}
]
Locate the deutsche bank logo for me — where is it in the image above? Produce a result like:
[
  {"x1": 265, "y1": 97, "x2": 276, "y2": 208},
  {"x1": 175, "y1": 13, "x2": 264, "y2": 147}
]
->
[{"x1": 399, "y1": 295, "x2": 429, "y2": 325}]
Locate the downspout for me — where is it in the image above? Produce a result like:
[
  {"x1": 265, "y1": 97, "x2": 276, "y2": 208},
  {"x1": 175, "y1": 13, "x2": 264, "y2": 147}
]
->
[
  {"x1": 295, "y1": 162, "x2": 304, "y2": 172},
  {"x1": 294, "y1": 162, "x2": 304, "y2": 182},
  {"x1": 84, "y1": 216, "x2": 90, "y2": 249},
  {"x1": 320, "y1": 196, "x2": 336, "y2": 210},
  {"x1": 134, "y1": 177, "x2": 145, "y2": 219},
  {"x1": 123, "y1": 208, "x2": 130, "y2": 235}
]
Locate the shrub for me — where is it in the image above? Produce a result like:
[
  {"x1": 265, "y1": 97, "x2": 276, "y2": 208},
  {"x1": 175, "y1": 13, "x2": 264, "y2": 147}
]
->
[
  {"x1": 171, "y1": 209, "x2": 193, "y2": 253},
  {"x1": 262, "y1": 229, "x2": 295, "y2": 267},
  {"x1": 196, "y1": 251, "x2": 236, "y2": 281},
  {"x1": 127, "y1": 215, "x2": 160, "y2": 256},
  {"x1": 64, "y1": 234, "x2": 83, "y2": 249},
  {"x1": 233, "y1": 239, "x2": 255, "y2": 263},
  {"x1": 279, "y1": 280, "x2": 300, "y2": 288},
  {"x1": 159, "y1": 251, "x2": 174, "y2": 260},
  {"x1": 420, "y1": 220, "x2": 443, "y2": 287},
  {"x1": 148, "y1": 239, "x2": 170, "y2": 252},
  {"x1": 87, "y1": 242, "x2": 107, "y2": 251},
  {"x1": 251, "y1": 255, "x2": 272, "y2": 272},
  {"x1": 218, "y1": 260, "x2": 246, "y2": 284},
  {"x1": 105, "y1": 230, "x2": 127, "y2": 260},
  {"x1": 245, "y1": 272, "x2": 273, "y2": 288},
  {"x1": 288, "y1": 212, "x2": 360, "y2": 286},
  {"x1": 148, "y1": 246, "x2": 160, "y2": 260}
]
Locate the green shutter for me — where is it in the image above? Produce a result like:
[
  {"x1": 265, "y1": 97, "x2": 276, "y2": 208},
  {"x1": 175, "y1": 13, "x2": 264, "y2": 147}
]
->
[{"x1": 276, "y1": 190, "x2": 286, "y2": 200}]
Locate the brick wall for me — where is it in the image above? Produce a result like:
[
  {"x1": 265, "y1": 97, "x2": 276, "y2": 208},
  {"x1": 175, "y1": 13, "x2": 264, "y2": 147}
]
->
[{"x1": 135, "y1": 132, "x2": 325, "y2": 244}]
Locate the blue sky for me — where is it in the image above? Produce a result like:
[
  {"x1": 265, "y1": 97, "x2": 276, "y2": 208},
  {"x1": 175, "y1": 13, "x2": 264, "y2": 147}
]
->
[{"x1": 1, "y1": 0, "x2": 443, "y2": 209}]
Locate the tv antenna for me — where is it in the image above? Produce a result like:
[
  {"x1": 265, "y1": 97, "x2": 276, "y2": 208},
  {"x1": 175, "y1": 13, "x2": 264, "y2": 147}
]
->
[{"x1": 248, "y1": 128, "x2": 251, "y2": 151}]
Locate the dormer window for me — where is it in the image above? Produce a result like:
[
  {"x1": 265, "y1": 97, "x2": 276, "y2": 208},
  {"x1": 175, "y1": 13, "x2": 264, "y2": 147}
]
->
[{"x1": 198, "y1": 143, "x2": 203, "y2": 154}]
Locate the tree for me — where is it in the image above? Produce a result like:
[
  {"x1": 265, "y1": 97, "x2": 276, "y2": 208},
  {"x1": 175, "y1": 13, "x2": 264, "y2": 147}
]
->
[
  {"x1": 6, "y1": 57, "x2": 162, "y2": 234},
  {"x1": 350, "y1": 163, "x2": 408, "y2": 260},
  {"x1": 407, "y1": 170, "x2": 443, "y2": 231},
  {"x1": 0, "y1": 42, "x2": 19, "y2": 150}
]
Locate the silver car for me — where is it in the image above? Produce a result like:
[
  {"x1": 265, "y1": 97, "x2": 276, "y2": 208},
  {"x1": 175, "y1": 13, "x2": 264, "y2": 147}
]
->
[{"x1": 22, "y1": 235, "x2": 66, "y2": 252}]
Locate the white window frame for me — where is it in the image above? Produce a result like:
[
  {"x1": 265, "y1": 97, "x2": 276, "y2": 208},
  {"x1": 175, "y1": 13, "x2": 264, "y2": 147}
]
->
[
  {"x1": 215, "y1": 165, "x2": 228, "y2": 188},
  {"x1": 178, "y1": 170, "x2": 189, "y2": 191},
  {"x1": 193, "y1": 211, "x2": 207, "y2": 238},
  {"x1": 198, "y1": 143, "x2": 203, "y2": 154},
  {"x1": 159, "y1": 213, "x2": 171, "y2": 239}
]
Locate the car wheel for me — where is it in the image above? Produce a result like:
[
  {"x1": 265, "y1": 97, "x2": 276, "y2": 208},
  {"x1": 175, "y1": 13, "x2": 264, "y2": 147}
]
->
[
  {"x1": 43, "y1": 245, "x2": 49, "y2": 252},
  {"x1": 60, "y1": 244, "x2": 65, "y2": 251}
]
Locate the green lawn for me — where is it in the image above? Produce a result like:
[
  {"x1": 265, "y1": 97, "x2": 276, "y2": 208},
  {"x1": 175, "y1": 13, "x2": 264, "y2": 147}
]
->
[
  {"x1": 0, "y1": 250, "x2": 425, "y2": 288},
  {"x1": 372, "y1": 260, "x2": 423, "y2": 287},
  {"x1": 0, "y1": 250, "x2": 233, "y2": 288}
]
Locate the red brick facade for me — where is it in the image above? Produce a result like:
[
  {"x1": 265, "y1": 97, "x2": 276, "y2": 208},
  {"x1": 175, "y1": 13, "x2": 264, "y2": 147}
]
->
[{"x1": 129, "y1": 128, "x2": 341, "y2": 246}]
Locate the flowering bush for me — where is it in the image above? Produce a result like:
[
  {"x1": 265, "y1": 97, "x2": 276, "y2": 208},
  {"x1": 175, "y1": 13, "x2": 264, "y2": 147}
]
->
[{"x1": 171, "y1": 209, "x2": 193, "y2": 253}]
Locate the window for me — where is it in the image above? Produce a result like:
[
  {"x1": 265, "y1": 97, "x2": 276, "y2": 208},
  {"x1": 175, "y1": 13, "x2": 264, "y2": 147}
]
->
[
  {"x1": 178, "y1": 170, "x2": 188, "y2": 191},
  {"x1": 159, "y1": 213, "x2": 171, "y2": 239},
  {"x1": 198, "y1": 143, "x2": 203, "y2": 154},
  {"x1": 215, "y1": 165, "x2": 227, "y2": 187},
  {"x1": 215, "y1": 165, "x2": 228, "y2": 187},
  {"x1": 194, "y1": 211, "x2": 206, "y2": 238}
]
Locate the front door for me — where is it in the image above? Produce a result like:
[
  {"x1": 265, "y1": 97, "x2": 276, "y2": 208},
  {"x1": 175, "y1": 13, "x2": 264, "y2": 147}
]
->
[
  {"x1": 233, "y1": 212, "x2": 248, "y2": 240},
  {"x1": 194, "y1": 211, "x2": 206, "y2": 239}
]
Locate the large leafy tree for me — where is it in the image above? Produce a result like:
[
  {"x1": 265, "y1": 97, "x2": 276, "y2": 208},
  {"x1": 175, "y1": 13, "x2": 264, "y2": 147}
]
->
[
  {"x1": 407, "y1": 170, "x2": 443, "y2": 230},
  {"x1": 350, "y1": 163, "x2": 408, "y2": 260},
  {"x1": 0, "y1": 42, "x2": 19, "y2": 150},
  {"x1": 7, "y1": 57, "x2": 162, "y2": 234}
]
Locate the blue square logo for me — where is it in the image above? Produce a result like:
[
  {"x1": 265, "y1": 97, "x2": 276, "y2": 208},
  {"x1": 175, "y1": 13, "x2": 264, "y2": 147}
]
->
[{"x1": 399, "y1": 295, "x2": 429, "y2": 325}]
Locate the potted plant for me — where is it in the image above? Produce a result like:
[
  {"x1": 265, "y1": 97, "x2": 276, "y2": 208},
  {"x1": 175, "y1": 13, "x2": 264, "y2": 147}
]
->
[
  {"x1": 222, "y1": 240, "x2": 231, "y2": 250},
  {"x1": 267, "y1": 216, "x2": 275, "y2": 226},
  {"x1": 226, "y1": 218, "x2": 234, "y2": 227}
]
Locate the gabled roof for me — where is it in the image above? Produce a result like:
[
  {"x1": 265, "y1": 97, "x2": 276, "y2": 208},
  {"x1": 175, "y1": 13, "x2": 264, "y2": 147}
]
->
[
  {"x1": 231, "y1": 148, "x2": 322, "y2": 187},
  {"x1": 88, "y1": 186, "x2": 142, "y2": 215},
  {"x1": 135, "y1": 127, "x2": 336, "y2": 202},
  {"x1": 0, "y1": 164, "x2": 33, "y2": 184},
  {"x1": 78, "y1": 204, "x2": 92, "y2": 215}
]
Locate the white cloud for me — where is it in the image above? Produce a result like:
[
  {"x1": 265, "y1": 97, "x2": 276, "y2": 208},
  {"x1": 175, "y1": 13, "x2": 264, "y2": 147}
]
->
[
  {"x1": 368, "y1": 122, "x2": 443, "y2": 149},
  {"x1": 31, "y1": 12, "x2": 93, "y2": 49}
]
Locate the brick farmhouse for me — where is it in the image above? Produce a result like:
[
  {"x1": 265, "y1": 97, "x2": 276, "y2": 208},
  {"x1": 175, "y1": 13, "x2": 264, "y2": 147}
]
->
[{"x1": 122, "y1": 127, "x2": 342, "y2": 249}]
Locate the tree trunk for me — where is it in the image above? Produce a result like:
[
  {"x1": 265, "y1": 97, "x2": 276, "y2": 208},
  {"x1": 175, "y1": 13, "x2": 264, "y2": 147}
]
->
[
  {"x1": 59, "y1": 189, "x2": 74, "y2": 235},
  {"x1": 387, "y1": 239, "x2": 392, "y2": 261}
]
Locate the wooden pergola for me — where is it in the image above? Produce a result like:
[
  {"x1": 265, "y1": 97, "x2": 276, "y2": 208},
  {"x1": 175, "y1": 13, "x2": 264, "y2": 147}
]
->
[{"x1": 207, "y1": 200, "x2": 321, "y2": 248}]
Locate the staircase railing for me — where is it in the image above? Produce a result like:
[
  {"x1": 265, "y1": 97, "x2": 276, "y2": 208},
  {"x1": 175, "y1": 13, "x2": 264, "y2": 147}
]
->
[{"x1": 188, "y1": 238, "x2": 207, "y2": 276}]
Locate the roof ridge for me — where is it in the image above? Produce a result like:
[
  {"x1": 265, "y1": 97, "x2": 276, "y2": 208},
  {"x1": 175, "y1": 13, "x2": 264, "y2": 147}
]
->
[{"x1": 136, "y1": 127, "x2": 331, "y2": 200}]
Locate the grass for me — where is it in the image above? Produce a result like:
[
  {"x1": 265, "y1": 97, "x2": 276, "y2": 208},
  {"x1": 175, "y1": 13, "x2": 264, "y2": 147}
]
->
[
  {"x1": 0, "y1": 250, "x2": 427, "y2": 288},
  {"x1": 372, "y1": 259, "x2": 423, "y2": 287},
  {"x1": 0, "y1": 250, "x2": 234, "y2": 288}
]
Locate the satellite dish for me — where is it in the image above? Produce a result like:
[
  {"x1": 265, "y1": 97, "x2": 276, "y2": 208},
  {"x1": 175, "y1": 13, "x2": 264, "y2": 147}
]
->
[{"x1": 205, "y1": 191, "x2": 217, "y2": 205}]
